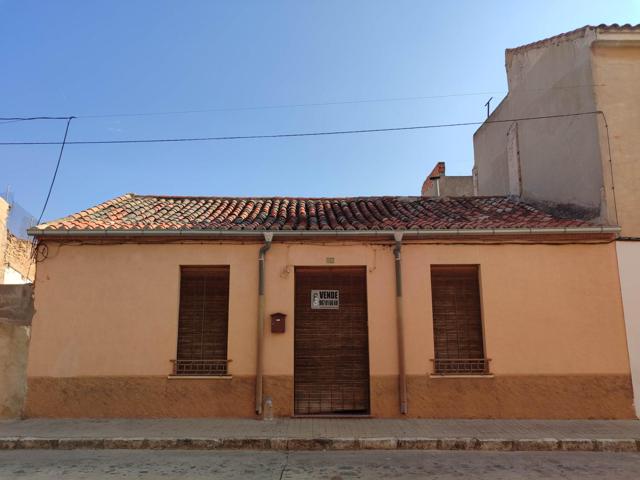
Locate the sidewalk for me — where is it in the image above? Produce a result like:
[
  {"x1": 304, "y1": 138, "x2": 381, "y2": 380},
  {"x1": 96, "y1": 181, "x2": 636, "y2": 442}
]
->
[{"x1": 1, "y1": 418, "x2": 640, "y2": 452}]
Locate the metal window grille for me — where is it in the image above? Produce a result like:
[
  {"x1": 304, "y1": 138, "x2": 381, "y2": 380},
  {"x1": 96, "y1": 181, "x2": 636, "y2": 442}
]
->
[
  {"x1": 171, "y1": 359, "x2": 230, "y2": 376},
  {"x1": 431, "y1": 358, "x2": 491, "y2": 375}
]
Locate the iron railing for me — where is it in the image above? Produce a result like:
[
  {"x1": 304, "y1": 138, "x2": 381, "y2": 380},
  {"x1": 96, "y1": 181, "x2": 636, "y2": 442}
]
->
[
  {"x1": 431, "y1": 358, "x2": 491, "y2": 375},
  {"x1": 171, "y1": 359, "x2": 230, "y2": 376}
]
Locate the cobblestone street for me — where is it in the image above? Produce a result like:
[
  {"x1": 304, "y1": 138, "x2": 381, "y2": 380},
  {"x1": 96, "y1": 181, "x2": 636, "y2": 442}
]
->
[{"x1": 1, "y1": 449, "x2": 640, "y2": 479}]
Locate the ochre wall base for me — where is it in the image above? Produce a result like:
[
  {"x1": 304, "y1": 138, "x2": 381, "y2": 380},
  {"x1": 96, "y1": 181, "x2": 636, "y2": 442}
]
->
[
  {"x1": 25, "y1": 374, "x2": 635, "y2": 419},
  {"x1": 373, "y1": 375, "x2": 636, "y2": 419}
]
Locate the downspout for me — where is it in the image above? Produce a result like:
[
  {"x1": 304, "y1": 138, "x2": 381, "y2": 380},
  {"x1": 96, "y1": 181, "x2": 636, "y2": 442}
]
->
[
  {"x1": 256, "y1": 232, "x2": 273, "y2": 415},
  {"x1": 393, "y1": 232, "x2": 408, "y2": 414}
]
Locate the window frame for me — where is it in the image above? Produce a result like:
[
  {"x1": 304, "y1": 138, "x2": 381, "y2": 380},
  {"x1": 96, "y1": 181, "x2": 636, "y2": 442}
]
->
[
  {"x1": 172, "y1": 265, "x2": 231, "y2": 376},
  {"x1": 429, "y1": 264, "x2": 491, "y2": 376}
]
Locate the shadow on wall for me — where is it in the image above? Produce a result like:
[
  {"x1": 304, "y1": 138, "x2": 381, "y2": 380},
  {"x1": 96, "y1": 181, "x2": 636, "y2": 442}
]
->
[{"x1": 0, "y1": 284, "x2": 34, "y2": 418}]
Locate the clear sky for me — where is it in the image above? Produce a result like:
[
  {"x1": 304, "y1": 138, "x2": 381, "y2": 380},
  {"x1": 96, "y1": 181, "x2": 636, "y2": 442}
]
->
[{"x1": 1, "y1": 0, "x2": 639, "y2": 223}]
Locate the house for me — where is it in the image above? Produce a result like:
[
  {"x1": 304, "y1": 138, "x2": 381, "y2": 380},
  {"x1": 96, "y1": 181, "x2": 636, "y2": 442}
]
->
[
  {"x1": 473, "y1": 24, "x2": 640, "y2": 416},
  {"x1": 24, "y1": 193, "x2": 633, "y2": 418}
]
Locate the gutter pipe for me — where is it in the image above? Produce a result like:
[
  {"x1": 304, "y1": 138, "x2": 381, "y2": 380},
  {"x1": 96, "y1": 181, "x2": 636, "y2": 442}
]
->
[
  {"x1": 255, "y1": 232, "x2": 273, "y2": 415},
  {"x1": 28, "y1": 226, "x2": 622, "y2": 238},
  {"x1": 393, "y1": 232, "x2": 408, "y2": 415}
]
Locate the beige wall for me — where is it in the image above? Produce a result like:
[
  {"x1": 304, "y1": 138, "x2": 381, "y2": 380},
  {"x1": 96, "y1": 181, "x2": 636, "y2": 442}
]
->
[
  {"x1": 0, "y1": 284, "x2": 34, "y2": 418},
  {"x1": 617, "y1": 241, "x2": 640, "y2": 417},
  {"x1": 28, "y1": 240, "x2": 629, "y2": 384},
  {"x1": 0, "y1": 324, "x2": 30, "y2": 418},
  {"x1": 422, "y1": 176, "x2": 474, "y2": 197},
  {"x1": 474, "y1": 30, "x2": 605, "y2": 214},
  {"x1": 592, "y1": 42, "x2": 640, "y2": 237},
  {"x1": 474, "y1": 30, "x2": 640, "y2": 236}
]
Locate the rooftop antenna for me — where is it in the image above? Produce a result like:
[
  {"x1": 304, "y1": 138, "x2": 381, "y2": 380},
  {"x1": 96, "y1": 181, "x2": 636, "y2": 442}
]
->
[{"x1": 484, "y1": 97, "x2": 493, "y2": 118}]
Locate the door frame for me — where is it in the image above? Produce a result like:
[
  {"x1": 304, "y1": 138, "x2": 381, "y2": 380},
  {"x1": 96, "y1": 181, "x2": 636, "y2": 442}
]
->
[{"x1": 293, "y1": 265, "x2": 371, "y2": 416}]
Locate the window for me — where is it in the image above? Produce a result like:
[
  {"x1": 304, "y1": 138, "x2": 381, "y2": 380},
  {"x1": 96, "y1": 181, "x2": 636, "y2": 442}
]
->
[
  {"x1": 430, "y1": 265, "x2": 489, "y2": 375},
  {"x1": 173, "y1": 266, "x2": 230, "y2": 376}
]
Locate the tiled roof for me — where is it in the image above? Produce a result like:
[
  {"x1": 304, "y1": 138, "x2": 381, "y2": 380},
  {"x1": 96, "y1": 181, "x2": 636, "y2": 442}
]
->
[
  {"x1": 507, "y1": 24, "x2": 640, "y2": 54},
  {"x1": 32, "y1": 194, "x2": 595, "y2": 234}
]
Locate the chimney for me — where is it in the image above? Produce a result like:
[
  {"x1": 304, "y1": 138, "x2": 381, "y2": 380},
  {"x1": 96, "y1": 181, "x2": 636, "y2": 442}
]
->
[{"x1": 421, "y1": 162, "x2": 446, "y2": 197}]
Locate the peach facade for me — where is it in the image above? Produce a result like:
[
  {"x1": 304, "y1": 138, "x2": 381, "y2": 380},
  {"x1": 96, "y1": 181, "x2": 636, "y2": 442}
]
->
[
  {"x1": 25, "y1": 238, "x2": 634, "y2": 418},
  {"x1": 617, "y1": 241, "x2": 640, "y2": 417}
]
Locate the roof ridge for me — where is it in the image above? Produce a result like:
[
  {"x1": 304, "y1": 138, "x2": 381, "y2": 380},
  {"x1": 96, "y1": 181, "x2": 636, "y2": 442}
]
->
[
  {"x1": 507, "y1": 23, "x2": 640, "y2": 55},
  {"x1": 129, "y1": 193, "x2": 510, "y2": 201}
]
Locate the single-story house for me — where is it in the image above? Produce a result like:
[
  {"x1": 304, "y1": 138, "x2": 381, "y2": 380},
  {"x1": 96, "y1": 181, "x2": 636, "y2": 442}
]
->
[{"x1": 25, "y1": 193, "x2": 635, "y2": 418}]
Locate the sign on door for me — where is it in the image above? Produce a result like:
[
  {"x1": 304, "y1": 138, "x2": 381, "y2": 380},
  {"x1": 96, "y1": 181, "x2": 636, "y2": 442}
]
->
[{"x1": 311, "y1": 290, "x2": 339, "y2": 309}]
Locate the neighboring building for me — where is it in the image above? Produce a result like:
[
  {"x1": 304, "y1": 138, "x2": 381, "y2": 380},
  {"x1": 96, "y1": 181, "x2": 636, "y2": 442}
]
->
[
  {"x1": 421, "y1": 162, "x2": 473, "y2": 197},
  {"x1": 0, "y1": 197, "x2": 34, "y2": 284},
  {"x1": 0, "y1": 197, "x2": 34, "y2": 418},
  {"x1": 473, "y1": 24, "x2": 640, "y2": 416},
  {"x1": 25, "y1": 193, "x2": 633, "y2": 418}
]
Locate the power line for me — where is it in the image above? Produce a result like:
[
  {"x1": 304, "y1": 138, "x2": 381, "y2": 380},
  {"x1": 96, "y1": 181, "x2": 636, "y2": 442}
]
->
[
  {"x1": 36, "y1": 117, "x2": 74, "y2": 224},
  {"x1": 0, "y1": 85, "x2": 603, "y2": 121},
  {"x1": 73, "y1": 91, "x2": 507, "y2": 118},
  {"x1": 0, "y1": 111, "x2": 604, "y2": 146},
  {"x1": 1, "y1": 91, "x2": 506, "y2": 121},
  {"x1": 0, "y1": 116, "x2": 72, "y2": 121}
]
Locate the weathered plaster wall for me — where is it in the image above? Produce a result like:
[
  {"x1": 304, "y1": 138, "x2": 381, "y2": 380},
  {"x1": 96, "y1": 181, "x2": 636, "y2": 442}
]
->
[
  {"x1": 0, "y1": 198, "x2": 9, "y2": 284},
  {"x1": 0, "y1": 284, "x2": 34, "y2": 418},
  {"x1": 5, "y1": 234, "x2": 33, "y2": 282},
  {"x1": 617, "y1": 241, "x2": 640, "y2": 417},
  {"x1": 473, "y1": 29, "x2": 606, "y2": 216},
  {"x1": 592, "y1": 40, "x2": 640, "y2": 237},
  {"x1": 0, "y1": 324, "x2": 30, "y2": 418},
  {"x1": 25, "y1": 240, "x2": 633, "y2": 418}
]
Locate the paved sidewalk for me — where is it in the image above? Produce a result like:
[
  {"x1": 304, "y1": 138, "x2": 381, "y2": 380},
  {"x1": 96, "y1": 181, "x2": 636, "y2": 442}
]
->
[{"x1": 1, "y1": 418, "x2": 639, "y2": 451}]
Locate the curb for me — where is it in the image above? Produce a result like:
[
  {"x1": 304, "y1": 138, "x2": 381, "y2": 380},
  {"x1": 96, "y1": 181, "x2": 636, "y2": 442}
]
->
[{"x1": 0, "y1": 437, "x2": 639, "y2": 452}]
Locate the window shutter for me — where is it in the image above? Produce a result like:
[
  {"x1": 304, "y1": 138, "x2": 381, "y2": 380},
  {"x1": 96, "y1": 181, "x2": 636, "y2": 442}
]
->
[
  {"x1": 430, "y1": 265, "x2": 487, "y2": 374},
  {"x1": 175, "y1": 266, "x2": 230, "y2": 375}
]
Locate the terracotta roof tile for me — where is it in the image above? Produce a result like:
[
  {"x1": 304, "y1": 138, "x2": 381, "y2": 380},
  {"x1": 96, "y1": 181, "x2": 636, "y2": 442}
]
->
[{"x1": 30, "y1": 193, "x2": 603, "y2": 234}]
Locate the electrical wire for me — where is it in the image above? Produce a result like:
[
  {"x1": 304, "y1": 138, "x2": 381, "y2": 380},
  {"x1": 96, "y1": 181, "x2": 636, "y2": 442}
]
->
[
  {"x1": 36, "y1": 117, "x2": 74, "y2": 223},
  {"x1": 0, "y1": 84, "x2": 603, "y2": 121},
  {"x1": 0, "y1": 111, "x2": 605, "y2": 146},
  {"x1": 0, "y1": 116, "x2": 72, "y2": 121}
]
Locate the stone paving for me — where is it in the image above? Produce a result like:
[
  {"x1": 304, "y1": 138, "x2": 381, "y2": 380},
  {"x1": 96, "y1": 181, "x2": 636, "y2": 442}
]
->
[
  {"x1": 1, "y1": 418, "x2": 639, "y2": 451},
  {"x1": 2, "y1": 418, "x2": 640, "y2": 440},
  {"x1": 2, "y1": 450, "x2": 640, "y2": 479}
]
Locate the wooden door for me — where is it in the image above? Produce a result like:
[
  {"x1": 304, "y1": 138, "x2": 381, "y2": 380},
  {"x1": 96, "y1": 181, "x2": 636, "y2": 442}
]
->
[{"x1": 294, "y1": 267, "x2": 370, "y2": 415}]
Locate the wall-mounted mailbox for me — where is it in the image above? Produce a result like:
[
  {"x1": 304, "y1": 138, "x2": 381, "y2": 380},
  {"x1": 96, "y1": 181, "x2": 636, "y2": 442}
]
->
[{"x1": 270, "y1": 312, "x2": 286, "y2": 333}]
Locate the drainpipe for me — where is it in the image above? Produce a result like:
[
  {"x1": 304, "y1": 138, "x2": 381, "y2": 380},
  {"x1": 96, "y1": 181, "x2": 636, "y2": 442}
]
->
[
  {"x1": 393, "y1": 232, "x2": 408, "y2": 415},
  {"x1": 256, "y1": 232, "x2": 273, "y2": 415}
]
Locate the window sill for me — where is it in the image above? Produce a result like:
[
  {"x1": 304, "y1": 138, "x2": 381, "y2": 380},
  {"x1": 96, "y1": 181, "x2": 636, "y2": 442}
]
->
[
  {"x1": 430, "y1": 374, "x2": 494, "y2": 379},
  {"x1": 167, "y1": 375, "x2": 233, "y2": 380}
]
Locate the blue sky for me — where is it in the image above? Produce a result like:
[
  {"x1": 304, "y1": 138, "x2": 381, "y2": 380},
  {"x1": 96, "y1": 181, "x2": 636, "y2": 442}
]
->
[{"x1": 1, "y1": 0, "x2": 639, "y2": 223}]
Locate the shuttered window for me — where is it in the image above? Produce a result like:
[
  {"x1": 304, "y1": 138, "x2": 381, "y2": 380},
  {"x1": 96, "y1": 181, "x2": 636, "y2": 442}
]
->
[
  {"x1": 430, "y1": 265, "x2": 489, "y2": 375},
  {"x1": 173, "y1": 266, "x2": 230, "y2": 376}
]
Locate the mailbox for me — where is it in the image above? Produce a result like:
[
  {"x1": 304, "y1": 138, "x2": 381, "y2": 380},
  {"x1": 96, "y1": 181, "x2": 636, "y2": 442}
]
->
[{"x1": 270, "y1": 312, "x2": 286, "y2": 333}]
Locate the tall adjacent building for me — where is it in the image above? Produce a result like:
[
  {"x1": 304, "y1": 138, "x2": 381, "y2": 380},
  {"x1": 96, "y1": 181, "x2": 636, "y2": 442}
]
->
[{"x1": 473, "y1": 24, "x2": 640, "y2": 416}]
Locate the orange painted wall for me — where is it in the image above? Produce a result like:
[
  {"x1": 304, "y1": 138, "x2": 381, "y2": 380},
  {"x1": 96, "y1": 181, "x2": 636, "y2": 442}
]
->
[{"x1": 28, "y1": 240, "x2": 630, "y2": 382}]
